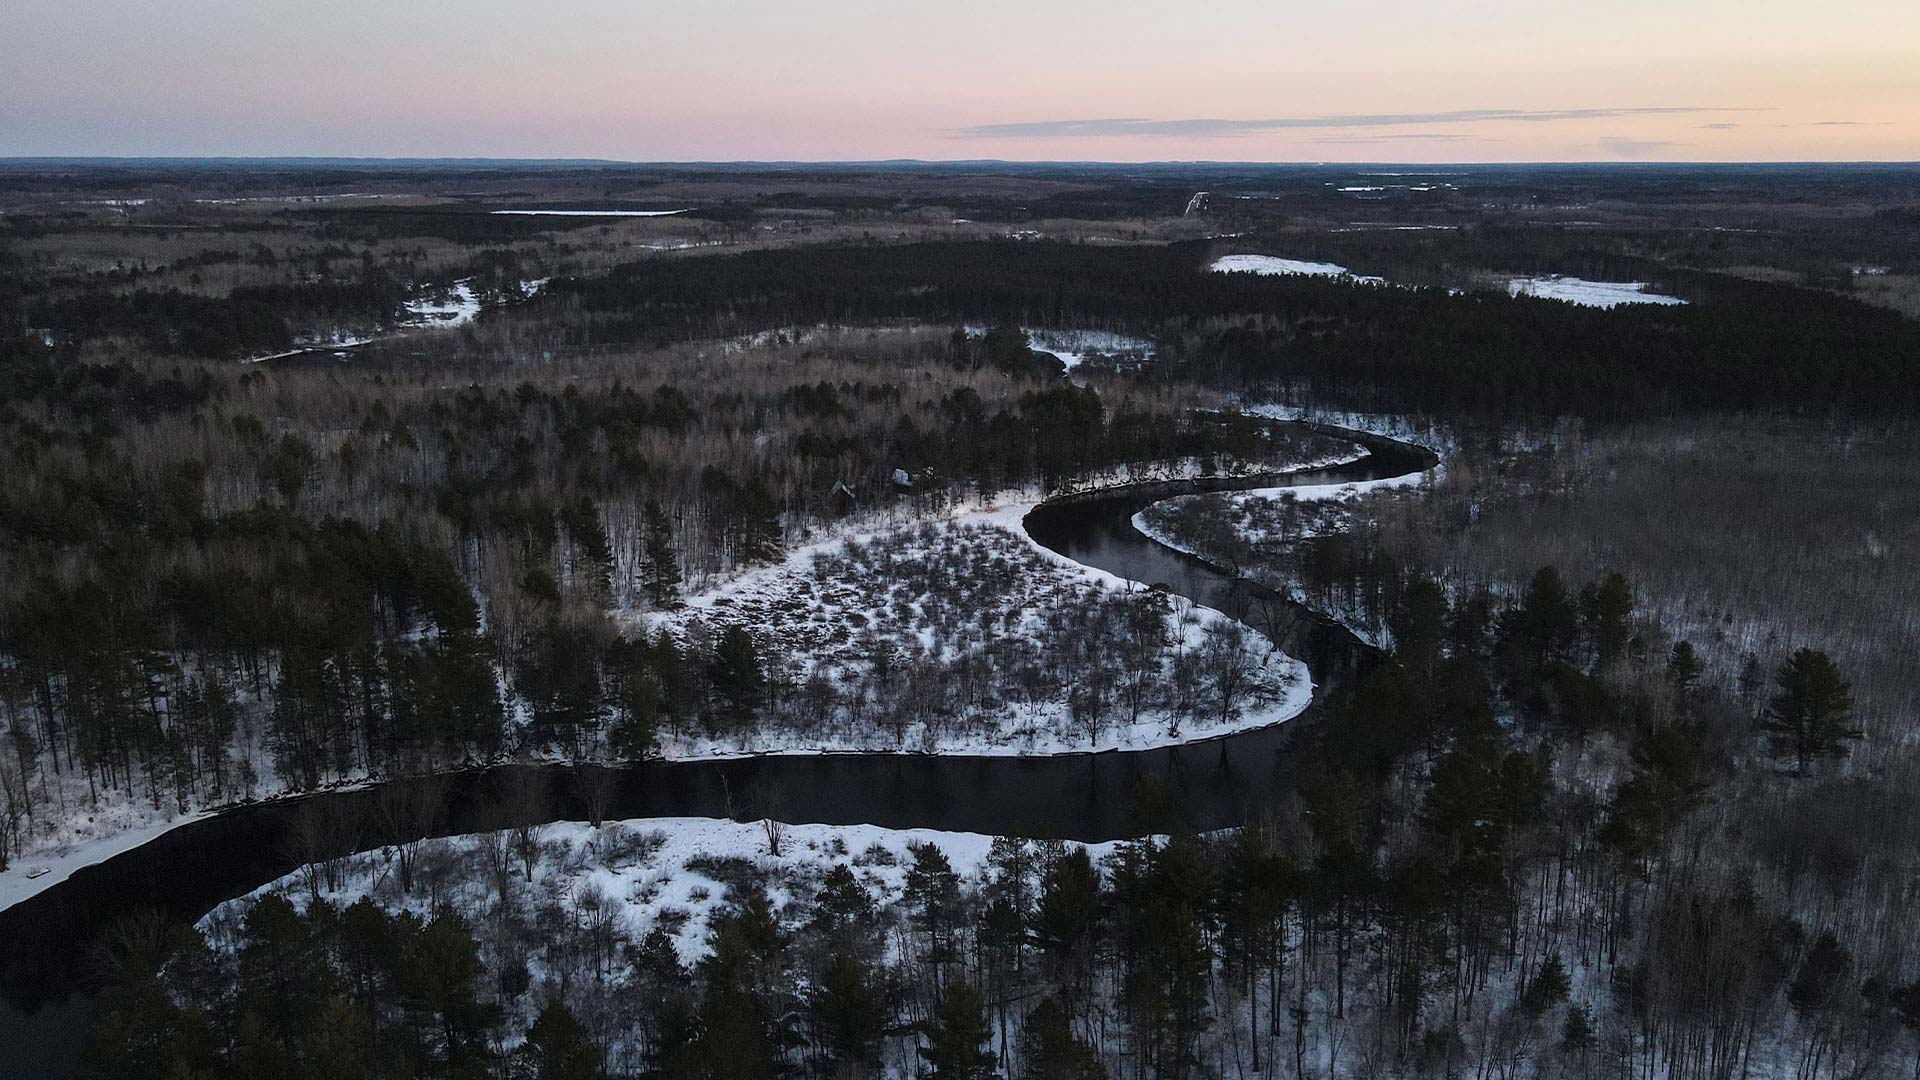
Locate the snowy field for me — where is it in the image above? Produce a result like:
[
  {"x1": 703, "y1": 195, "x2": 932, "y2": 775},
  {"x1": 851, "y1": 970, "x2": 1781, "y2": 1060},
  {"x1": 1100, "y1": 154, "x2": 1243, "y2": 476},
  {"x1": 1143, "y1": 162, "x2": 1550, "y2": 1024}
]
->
[
  {"x1": 491, "y1": 208, "x2": 690, "y2": 217},
  {"x1": 1022, "y1": 328, "x2": 1155, "y2": 370},
  {"x1": 641, "y1": 500, "x2": 1312, "y2": 757},
  {"x1": 1506, "y1": 275, "x2": 1686, "y2": 308},
  {"x1": 1133, "y1": 467, "x2": 1435, "y2": 559},
  {"x1": 402, "y1": 280, "x2": 481, "y2": 326},
  {"x1": 240, "y1": 278, "x2": 511, "y2": 362},
  {"x1": 0, "y1": 445, "x2": 1353, "y2": 913},
  {"x1": 201, "y1": 816, "x2": 1128, "y2": 968},
  {"x1": 1209, "y1": 253, "x2": 1386, "y2": 285},
  {"x1": 1131, "y1": 445, "x2": 1441, "y2": 648},
  {"x1": 196, "y1": 817, "x2": 1141, "y2": 1069},
  {"x1": 958, "y1": 324, "x2": 1156, "y2": 370}
]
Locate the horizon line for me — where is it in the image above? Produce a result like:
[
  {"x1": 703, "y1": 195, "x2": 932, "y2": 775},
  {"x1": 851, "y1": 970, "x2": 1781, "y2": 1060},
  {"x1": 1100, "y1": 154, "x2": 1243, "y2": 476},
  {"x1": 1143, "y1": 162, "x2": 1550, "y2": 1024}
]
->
[{"x1": 2, "y1": 155, "x2": 1918, "y2": 168}]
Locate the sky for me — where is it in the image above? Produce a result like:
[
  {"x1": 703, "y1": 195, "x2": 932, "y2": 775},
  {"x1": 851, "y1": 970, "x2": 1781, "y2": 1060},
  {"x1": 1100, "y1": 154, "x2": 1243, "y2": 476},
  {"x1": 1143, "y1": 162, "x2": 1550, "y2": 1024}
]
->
[{"x1": 3, "y1": 0, "x2": 1917, "y2": 162}]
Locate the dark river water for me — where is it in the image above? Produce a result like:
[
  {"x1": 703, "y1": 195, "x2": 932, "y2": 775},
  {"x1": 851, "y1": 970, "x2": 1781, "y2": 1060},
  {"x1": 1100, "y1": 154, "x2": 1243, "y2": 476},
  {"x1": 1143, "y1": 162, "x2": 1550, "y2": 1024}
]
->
[{"x1": 0, "y1": 422, "x2": 1435, "y2": 1075}]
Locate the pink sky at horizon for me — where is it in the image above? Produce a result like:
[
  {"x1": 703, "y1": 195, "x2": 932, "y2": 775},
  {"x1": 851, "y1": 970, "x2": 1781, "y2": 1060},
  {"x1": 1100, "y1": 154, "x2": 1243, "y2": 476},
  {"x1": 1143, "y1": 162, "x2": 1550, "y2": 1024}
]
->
[{"x1": 4, "y1": 0, "x2": 1916, "y2": 162}]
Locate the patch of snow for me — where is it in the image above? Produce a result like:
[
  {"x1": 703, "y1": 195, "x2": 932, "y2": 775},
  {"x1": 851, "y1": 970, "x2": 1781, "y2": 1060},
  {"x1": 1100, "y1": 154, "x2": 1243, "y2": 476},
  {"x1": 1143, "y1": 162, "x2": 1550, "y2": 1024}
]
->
[
  {"x1": 1027, "y1": 328, "x2": 1155, "y2": 370},
  {"x1": 1331, "y1": 223, "x2": 1459, "y2": 232},
  {"x1": 961, "y1": 325, "x2": 1157, "y2": 371},
  {"x1": 203, "y1": 817, "x2": 1136, "y2": 970},
  {"x1": 1506, "y1": 276, "x2": 1686, "y2": 309},
  {"x1": 1210, "y1": 254, "x2": 1387, "y2": 286},
  {"x1": 634, "y1": 493, "x2": 1317, "y2": 758},
  {"x1": 196, "y1": 193, "x2": 415, "y2": 205},
  {"x1": 241, "y1": 331, "x2": 378, "y2": 365},
  {"x1": 403, "y1": 280, "x2": 481, "y2": 327},
  {"x1": 0, "y1": 809, "x2": 210, "y2": 913},
  {"x1": 1238, "y1": 402, "x2": 1461, "y2": 457},
  {"x1": 491, "y1": 208, "x2": 691, "y2": 217},
  {"x1": 1211, "y1": 253, "x2": 1351, "y2": 278}
]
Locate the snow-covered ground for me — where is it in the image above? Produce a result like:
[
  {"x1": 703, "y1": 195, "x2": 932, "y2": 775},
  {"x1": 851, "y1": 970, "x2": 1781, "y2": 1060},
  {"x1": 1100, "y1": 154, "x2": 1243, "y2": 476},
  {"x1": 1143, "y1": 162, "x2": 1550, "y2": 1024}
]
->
[
  {"x1": 639, "y1": 499, "x2": 1313, "y2": 758},
  {"x1": 1506, "y1": 275, "x2": 1686, "y2": 308},
  {"x1": 241, "y1": 331, "x2": 378, "y2": 365},
  {"x1": 1023, "y1": 328, "x2": 1155, "y2": 370},
  {"x1": 200, "y1": 816, "x2": 1129, "y2": 968},
  {"x1": 0, "y1": 438, "x2": 1358, "y2": 914},
  {"x1": 1330, "y1": 223, "x2": 1459, "y2": 232},
  {"x1": 1238, "y1": 401, "x2": 1458, "y2": 455},
  {"x1": 1132, "y1": 467, "x2": 1434, "y2": 563},
  {"x1": 491, "y1": 208, "x2": 690, "y2": 218},
  {"x1": 0, "y1": 807, "x2": 211, "y2": 913},
  {"x1": 1210, "y1": 253, "x2": 1385, "y2": 286},
  {"x1": 196, "y1": 193, "x2": 417, "y2": 205},
  {"x1": 402, "y1": 280, "x2": 482, "y2": 326},
  {"x1": 958, "y1": 324, "x2": 1156, "y2": 370},
  {"x1": 240, "y1": 280, "x2": 490, "y2": 363},
  {"x1": 1129, "y1": 418, "x2": 1443, "y2": 648}
]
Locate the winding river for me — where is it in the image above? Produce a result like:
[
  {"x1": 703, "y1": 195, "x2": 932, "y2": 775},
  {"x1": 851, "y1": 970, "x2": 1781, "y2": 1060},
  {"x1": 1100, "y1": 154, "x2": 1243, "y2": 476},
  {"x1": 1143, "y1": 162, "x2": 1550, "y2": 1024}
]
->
[{"x1": 0, "y1": 421, "x2": 1436, "y2": 1075}]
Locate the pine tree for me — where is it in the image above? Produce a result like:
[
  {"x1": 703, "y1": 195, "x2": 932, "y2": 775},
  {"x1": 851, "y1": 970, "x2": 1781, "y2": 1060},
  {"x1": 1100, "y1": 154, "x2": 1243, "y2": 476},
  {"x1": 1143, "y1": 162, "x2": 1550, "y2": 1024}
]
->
[
  {"x1": 263, "y1": 433, "x2": 317, "y2": 506},
  {"x1": 400, "y1": 912, "x2": 492, "y2": 1073},
  {"x1": 269, "y1": 647, "x2": 343, "y2": 790},
  {"x1": 709, "y1": 625, "x2": 765, "y2": 734},
  {"x1": 808, "y1": 947, "x2": 884, "y2": 1073},
  {"x1": 920, "y1": 981, "x2": 997, "y2": 1080},
  {"x1": 808, "y1": 863, "x2": 877, "y2": 946},
  {"x1": 1765, "y1": 648, "x2": 1860, "y2": 776},
  {"x1": 415, "y1": 631, "x2": 505, "y2": 760},
  {"x1": 1560, "y1": 1003, "x2": 1595, "y2": 1052},
  {"x1": 641, "y1": 499, "x2": 682, "y2": 610},
  {"x1": 1521, "y1": 953, "x2": 1571, "y2": 1015},
  {"x1": 906, "y1": 842, "x2": 963, "y2": 990},
  {"x1": 1033, "y1": 846, "x2": 1102, "y2": 1009},
  {"x1": 1021, "y1": 996, "x2": 1106, "y2": 1080},
  {"x1": 525, "y1": 997, "x2": 604, "y2": 1080},
  {"x1": 514, "y1": 617, "x2": 605, "y2": 753},
  {"x1": 1667, "y1": 640, "x2": 1703, "y2": 696},
  {"x1": 1504, "y1": 566, "x2": 1579, "y2": 670},
  {"x1": 982, "y1": 323, "x2": 1034, "y2": 376},
  {"x1": 1131, "y1": 838, "x2": 1216, "y2": 1080},
  {"x1": 561, "y1": 495, "x2": 613, "y2": 603},
  {"x1": 736, "y1": 478, "x2": 783, "y2": 564},
  {"x1": 610, "y1": 660, "x2": 662, "y2": 760}
]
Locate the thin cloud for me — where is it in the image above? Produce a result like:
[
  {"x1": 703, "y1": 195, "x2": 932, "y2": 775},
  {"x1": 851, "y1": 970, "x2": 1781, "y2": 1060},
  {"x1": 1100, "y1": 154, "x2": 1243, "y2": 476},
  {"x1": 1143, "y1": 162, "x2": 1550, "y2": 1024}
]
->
[
  {"x1": 1303, "y1": 133, "x2": 1479, "y2": 145},
  {"x1": 1599, "y1": 136, "x2": 1688, "y2": 158},
  {"x1": 952, "y1": 107, "x2": 1740, "y2": 139},
  {"x1": 1703, "y1": 119, "x2": 1883, "y2": 131}
]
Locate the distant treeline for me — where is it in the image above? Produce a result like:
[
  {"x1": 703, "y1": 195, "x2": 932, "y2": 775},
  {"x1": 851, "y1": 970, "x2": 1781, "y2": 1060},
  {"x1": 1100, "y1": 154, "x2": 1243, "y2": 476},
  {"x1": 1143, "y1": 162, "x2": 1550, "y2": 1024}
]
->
[
  {"x1": 533, "y1": 239, "x2": 1920, "y2": 417},
  {"x1": 13, "y1": 271, "x2": 410, "y2": 358}
]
